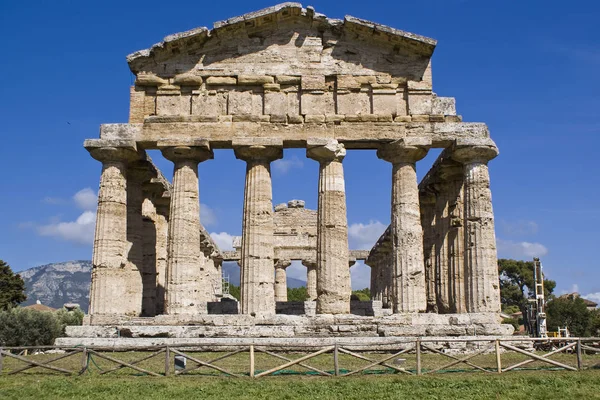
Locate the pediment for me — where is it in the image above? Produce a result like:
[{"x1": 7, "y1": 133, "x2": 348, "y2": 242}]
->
[{"x1": 127, "y1": 3, "x2": 436, "y2": 81}]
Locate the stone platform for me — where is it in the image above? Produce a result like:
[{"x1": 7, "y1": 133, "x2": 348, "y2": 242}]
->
[{"x1": 58, "y1": 313, "x2": 514, "y2": 349}]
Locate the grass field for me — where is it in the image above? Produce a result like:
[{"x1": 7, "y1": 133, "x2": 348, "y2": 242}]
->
[
  {"x1": 1, "y1": 349, "x2": 600, "y2": 399},
  {"x1": 1, "y1": 371, "x2": 600, "y2": 400}
]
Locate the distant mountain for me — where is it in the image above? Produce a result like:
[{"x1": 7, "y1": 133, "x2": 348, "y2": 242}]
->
[
  {"x1": 19, "y1": 260, "x2": 307, "y2": 313},
  {"x1": 20, "y1": 260, "x2": 92, "y2": 312},
  {"x1": 222, "y1": 262, "x2": 307, "y2": 288}
]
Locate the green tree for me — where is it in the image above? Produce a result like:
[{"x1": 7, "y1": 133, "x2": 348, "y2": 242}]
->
[
  {"x1": 498, "y1": 259, "x2": 556, "y2": 314},
  {"x1": 0, "y1": 260, "x2": 27, "y2": 310},
  {"x1": 287, "y1": 286, "x2": 308, "y2": 301},
  {"x1": 55, "y1": 307, "x2": 85, "y2": 334},
  {"x1": 228, "y1": 284, "x2": 241, "y2": 301},
  {"x1": 546, "y1": 296, "x2": 591, "y2": 336},
  {"x1": 352, "y1": 288, "x2": 371, "y2": 301}
]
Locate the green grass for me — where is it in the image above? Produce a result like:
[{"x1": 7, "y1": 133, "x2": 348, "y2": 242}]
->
[
  {"x1": 1, "y1": 350, "x2": 600, "y2": 399},
  {"x1": 1, "y1": 371, "x2": 600, "y2": 400}
]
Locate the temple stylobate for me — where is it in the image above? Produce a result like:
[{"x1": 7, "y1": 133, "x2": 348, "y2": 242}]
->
[{"x1": 66, "y1": 3, "x2": 512, "y2": 343}]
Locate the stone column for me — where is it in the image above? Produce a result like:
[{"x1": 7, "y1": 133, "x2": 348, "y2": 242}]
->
[
  {"x1": 160, "y1": 141, "x2": 214, "y2": 315},
  {"x1": 377, "y1": 138, "x2": 430, "y2": 313},
  {"x1": 420, "y1": 190, "x2": 438, "y2": 313},
  {"x1": 307, "y1": 139, "x2": 351, "y2": 315},
  {"x1": 153, "y1": 202, "x2": 169, "y2": 315},
  {"x1": 85, "y1": 140, "x2": 140, "y2": 316},
  {"x1": 234, "y1": 139, "x2": 282, "y2": 316},
  {"x1": 274, "y1": 259, "x2": 291, "y2": 302},
  {"x1": 366, "y1": 257, "x2": 381, "y2": 302},
  {"x1": 302, "y1": 260, "x2": 318, "y2": 300},
  {"x1": 452, "y1": 142, "x2": 501, "y2": 313}
]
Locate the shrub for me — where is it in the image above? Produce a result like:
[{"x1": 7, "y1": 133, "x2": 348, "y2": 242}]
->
[{"x1": 0, "y1": 308, "x2": 62, "y2": 346}]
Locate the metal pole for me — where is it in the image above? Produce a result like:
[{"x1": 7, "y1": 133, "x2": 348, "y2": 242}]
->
[
  {"x1": 334, "y1": 343, "x2": 339, "y2": 376},
  {"x1": 416, "y1": 339, "x2": 422, "y2": 375},
  {"x1": 249, "y1": 345, "x2": 255, "y2": 378},
  {"x1": 495, "y1": 340, "x2": 502, "y2": 373},
  {"x1": 576, "y1": 339, "x2": 583, "y2": 370},
  {"x1": 165, "y1": 346, "x2": 171, "y2": 376}
]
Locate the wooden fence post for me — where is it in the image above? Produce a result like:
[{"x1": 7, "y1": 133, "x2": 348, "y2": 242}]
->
[
  {"x1": 495, "y1": 340, "x2": 502, "y2": 373},
  {"x1": 81, "y1": 347, "x2": 88, "y2": 373},
  {"x1": 0, "y1": 348, "x2": 4, "y2": 375},
  {"x1": 165, "y1": 346, "x2": 171, "y2": 376},
  {"x1": 416, "y1": 339, "x2": 422, "y2": 375},
  {"x1": 334, "y1": 343, "x2": 339, "y2": 377},
  {"x1": 576, "y1": 339, "x2": 583, "y2": 371},
  {"x1": 249, "y1": 345, "x2": 255, "y2": 378}
]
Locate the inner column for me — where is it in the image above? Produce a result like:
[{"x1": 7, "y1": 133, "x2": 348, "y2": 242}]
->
[
  {"x1": 377, "y1": 138, "x2": 430, "y2": 313},
  {"x1": 234, "y1": 139, "x2": 282, "y2": 316},
  {"x1": 307, "y1": 139, "x2": 351, "y2": 315},
  {"x1": 160, "y1": 141, "x2": 214, "y2": 315}
]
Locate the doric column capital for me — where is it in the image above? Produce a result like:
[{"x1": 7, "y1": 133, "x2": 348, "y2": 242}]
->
[
  {"x1": 451, "y1": 139, "x2": 499, "y2": 164},
  {"x1": 85, "y1": 139, "x2": 141, "y2": 164},
  {"x1": 128, "y1": 160, "x2": 157, "y2": 183},
  {"x1": 275, "y1": 259, "x2": 292, "y2": 269},
  {"x1": 306, "y1": 138, "x2": 346, "y2": 163},
  {"x1": 377, "y1": 138, "x2": 431, "y2": 164},
  {"x1": 302, "y1": 259, "x2": 317, "y2": 268},
  {"x1": 233, "y1": 138, "x2": 283, "y2": 162},
  {"x1": 160, "y1": 140, "x2": 214, "y2": 163}
]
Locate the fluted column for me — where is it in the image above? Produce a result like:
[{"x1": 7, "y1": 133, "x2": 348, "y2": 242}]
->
[
  {"x1": 302, "y1": 260, "x2": 318, "y2": 300},
  {"x1": 85, "y1": 141, "x2": 140, "y2": 316},
  {"x1": 366, "y1": 258, "x2": 381, "y2": 301},
  {"x1": 234, "y1": 140, "x2": 282, "y2": 316},
  {"x1": 161, "y1": 142, "x2": 213, "y2": 315},
  {"x1": 274, "y1": 259, "x2": 291, "y2": 302},
  {"x1": 378, "y1": 138, "x2": 430, "y2": 313},
  {"x1": 420, "y1": 190, "x2": 438, "y2": 313},
  {"x1": 307, "y1": 139, "x2": 351, "y2": 315},
  {"x1": 452, "y1": 142, "x2": 501, "y2": 313},
  {"x1": 154, "y1": 202, "x2": 169, "y2": 315}
]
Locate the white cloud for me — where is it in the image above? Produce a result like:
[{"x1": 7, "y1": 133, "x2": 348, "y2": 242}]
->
[
  {"x1": 582, "y1": 292, "x2": 600, "y2": 306},
  {"x1": 348, "y1": 220, "x2": 387, "y2": 250},
  {"x1": 499, "y1": 219, "x2": 539, "y2": 236},
  {"x1": 37, "y1": 210, "x2": 96, "y2": 245},
  {"x1": 73, "y1": 188, "x2": 97, "y2": 211},
  {"x1": 200, "y1": 203, "x2": 217, "y2": 226},
  {"x1": 351, "y1": 261, "x2": 371, "y2": 290},
  {"x1": 496, "y1": 238, "x2": 548, "y2": 259},
  {"x1": 210, "y1": 232, "x2": 235, "y2": 251},
  {"x1": 272, "y1": 156, "x2": 303, "y2": 175}
]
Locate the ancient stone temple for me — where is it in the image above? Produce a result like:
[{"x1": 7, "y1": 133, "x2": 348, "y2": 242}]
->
[{"x1": 60, "y1": 3, "x2": 512, "y2": 345}]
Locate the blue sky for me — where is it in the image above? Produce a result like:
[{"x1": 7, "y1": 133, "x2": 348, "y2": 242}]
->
[{"x1": 1, "y1": 1, "x2": 598, "y2": 301}]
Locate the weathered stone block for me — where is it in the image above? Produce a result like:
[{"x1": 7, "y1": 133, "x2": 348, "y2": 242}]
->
[
  {"x1": 206, "y1": 76, "x2": 237, "y2": 85},
  {"x1": 432, "y1": 97, "x2": 456, "y2": 115},
  {"x1": 337, "y1": 92, "x2": 370, "y2": 115},
  {"x1": 228, "y1": 90, "x2": 263, "y2": 115},
  {"x1": 156, "y1": 94, "x2": 190, "y2": 116},
  {"x1": 238, "y1": 75, "x2": 275, "y2": 85},
  {"x1": 301, "y1": 92, "x2": 334, "y2": 115}
]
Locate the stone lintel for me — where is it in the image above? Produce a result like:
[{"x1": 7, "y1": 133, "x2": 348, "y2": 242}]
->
[{"x1": 99, "y1": 121, "x2": 490, "y2": 149}]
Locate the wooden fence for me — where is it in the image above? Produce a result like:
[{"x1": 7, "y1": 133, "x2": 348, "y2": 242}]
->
[{"x1": 1, "y1": 337, "x2": 599, "y2": 378}]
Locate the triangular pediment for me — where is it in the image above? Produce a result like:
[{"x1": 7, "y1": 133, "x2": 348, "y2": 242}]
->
[{"x1": 127, "y1": 3, "x2": 436, "y2": 81}]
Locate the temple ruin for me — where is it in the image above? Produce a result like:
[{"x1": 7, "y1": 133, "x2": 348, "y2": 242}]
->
[{"x1": 59, "y1": 3, "x2": 513, "y2": 345}]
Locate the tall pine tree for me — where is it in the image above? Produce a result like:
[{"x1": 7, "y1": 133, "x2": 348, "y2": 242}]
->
[{"x1": 0, "y1": 260, "x2": 27, "y2": 310}]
